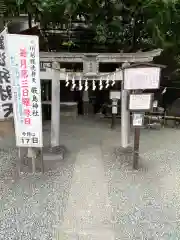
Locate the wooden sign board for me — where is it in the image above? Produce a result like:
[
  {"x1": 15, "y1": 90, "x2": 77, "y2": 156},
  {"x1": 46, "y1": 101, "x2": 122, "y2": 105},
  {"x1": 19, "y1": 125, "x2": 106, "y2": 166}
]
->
[
  {"x1": 124, "y1": 67, "x2": 160, "y2": 90},
  {"x1": 129, "y1": 93, "x2": 153, "y2": 112},
  {"x1": 132, "y1": 113, "x2": 144, "y2": 127},
  {"x1": 110, "y1": 91, "x2": 121, "y2": 99}
]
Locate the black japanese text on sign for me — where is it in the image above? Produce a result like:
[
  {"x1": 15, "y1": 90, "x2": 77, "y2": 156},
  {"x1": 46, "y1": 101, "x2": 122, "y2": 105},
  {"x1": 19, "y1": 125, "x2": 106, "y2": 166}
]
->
[
  {"x1": 21, "y1": 131, "x2": 39, "y2": 145},
  {"x1": 0, "y1": 31, "x2": 13, "y2": 118},
  {"x1": 30, "y1": 43, "x2": 39, "y2": 118}
]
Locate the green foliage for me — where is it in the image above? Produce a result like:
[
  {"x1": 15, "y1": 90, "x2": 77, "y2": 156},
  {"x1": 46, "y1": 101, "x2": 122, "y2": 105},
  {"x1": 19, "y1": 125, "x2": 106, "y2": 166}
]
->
[{"x1": 3, "y1": 0, "x2": 180, "y2": 53}]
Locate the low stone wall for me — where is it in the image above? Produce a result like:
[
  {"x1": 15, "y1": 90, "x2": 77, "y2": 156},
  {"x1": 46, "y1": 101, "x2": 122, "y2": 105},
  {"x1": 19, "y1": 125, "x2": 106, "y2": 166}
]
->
[{"x1": 60, "y1": 105, "x2": 78, "y2": 119}]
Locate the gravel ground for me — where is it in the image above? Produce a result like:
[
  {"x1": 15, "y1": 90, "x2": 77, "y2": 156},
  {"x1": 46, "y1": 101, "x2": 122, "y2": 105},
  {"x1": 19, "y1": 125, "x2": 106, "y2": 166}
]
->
[
  {"x1": 103, "y1": 127, "x2": 180, "y2": 239},
  {"x1": 0, "y1": 117, "x2": 180, "y2": 239},
  {"x1": 0, "y1": 130, "x2": 75, "y2": 239}
]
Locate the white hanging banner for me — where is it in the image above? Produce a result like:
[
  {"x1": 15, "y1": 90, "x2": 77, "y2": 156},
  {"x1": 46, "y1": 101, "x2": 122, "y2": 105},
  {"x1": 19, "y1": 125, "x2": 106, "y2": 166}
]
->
[
  {"x1": 124, "y1": 67, "x2": 160, "y2": 90},
  {"x1": 7, "y1": 34, "x2": 43, "y2": 147},
  {"x1": 0, "y1": 29, "x2": 13, "y2": 119}
]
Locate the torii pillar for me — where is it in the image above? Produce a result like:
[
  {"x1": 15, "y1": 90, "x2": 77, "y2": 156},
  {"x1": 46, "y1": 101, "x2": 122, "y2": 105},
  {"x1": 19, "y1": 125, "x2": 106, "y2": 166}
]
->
[
  {"x1": 51, "y1": 62, "x2": 60, "y2": 147},
  {"x1": 121, "y1": 62, "x2": 130, "y2": 148}
]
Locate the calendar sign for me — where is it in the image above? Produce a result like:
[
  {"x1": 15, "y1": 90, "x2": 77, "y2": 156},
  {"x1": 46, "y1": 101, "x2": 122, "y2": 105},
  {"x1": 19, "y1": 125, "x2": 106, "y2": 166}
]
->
[
  {"x1": 7, "y1": 34, "x2": 43, "y2": 147},
  {"x1": 132, "y1": 113, "x2": 144, "y2": 127}
]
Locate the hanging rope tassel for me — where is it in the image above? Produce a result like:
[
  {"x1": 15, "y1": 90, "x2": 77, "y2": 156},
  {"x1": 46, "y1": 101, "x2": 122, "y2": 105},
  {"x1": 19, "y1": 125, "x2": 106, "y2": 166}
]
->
[
  {"x1": 71, "y1": 75, "x2": 76, "y2": 91},
  {"x1": 111, "y1": 73, "x2": 115, "y2": 86},
  {"x1": 99, "y1": 78, "x2": 103, "y2": 90},
  {"x1": 84, "y1": 79, "x2": 88, "y2": 91},
  {"x1": 65, "y1": 73, "x2": 69, "y2": 87},
  {"x1": 92, "y1": 79, "x2": 96, "y2": 91},
  {"x1": 79, "y1": 76, "x2": 83, "y2": 91},
  {"x1": 105, "y1": 75, "x2": 110, "y2": 88}
]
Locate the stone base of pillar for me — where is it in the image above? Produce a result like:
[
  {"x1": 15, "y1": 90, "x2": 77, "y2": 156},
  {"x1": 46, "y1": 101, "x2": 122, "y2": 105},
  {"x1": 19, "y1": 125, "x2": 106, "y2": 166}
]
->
[
  {"x1": 19, "y1": 146, "x2": 66, "y2": 174},
  {"x1": 43, "y1": 145, "x2": 66, "y2": 161},
  {"x1": 114, "y1": 146, "x2": 134, "y2": 166}
]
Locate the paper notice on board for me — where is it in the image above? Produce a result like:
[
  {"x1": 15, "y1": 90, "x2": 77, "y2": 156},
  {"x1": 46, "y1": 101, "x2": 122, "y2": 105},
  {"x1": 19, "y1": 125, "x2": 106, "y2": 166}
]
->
[
  {"x1": 132, "y1": 113, "x2": 144, "y2": 127},
  {"x1": 129, "y1": 94, "x2": 152, "y2": 111},
  {"x1": 124, "y1": 67, "x2": 160, "y2": 90}
]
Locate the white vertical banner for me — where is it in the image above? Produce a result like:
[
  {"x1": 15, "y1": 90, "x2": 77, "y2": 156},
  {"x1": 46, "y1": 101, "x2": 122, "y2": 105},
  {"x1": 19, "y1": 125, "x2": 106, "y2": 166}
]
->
[
  {"x1": 0, "y1": 28, "x2": 13, "y2": 119},
  {"x1": 7, "y1": 34, "x2": 43, "y2": 147}
]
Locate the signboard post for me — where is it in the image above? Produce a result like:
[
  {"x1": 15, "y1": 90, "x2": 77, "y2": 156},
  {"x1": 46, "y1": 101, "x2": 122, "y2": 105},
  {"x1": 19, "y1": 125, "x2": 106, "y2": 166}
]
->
[
  {"x1": 7, "y1": 34, "x2": 44, "y2": 173},
  {"x1": 129, "y1": 92, "x2": 151, "y2": 169},
  {"x1": 133, "y1": 126, "x2": 140, "y2": 169},
  {"x1": 132, "y1": 111, "x2": 145, "y2": 169},
  {"x1": 124, "y1": 63, "x2": 162, "y2": 170}
]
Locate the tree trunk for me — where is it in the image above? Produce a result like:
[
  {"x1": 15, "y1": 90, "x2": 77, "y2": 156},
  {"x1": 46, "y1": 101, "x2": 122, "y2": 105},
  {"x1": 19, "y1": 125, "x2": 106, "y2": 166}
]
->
[{"x1": 28, "y1": 12, "x2": 32, "y2": 29}]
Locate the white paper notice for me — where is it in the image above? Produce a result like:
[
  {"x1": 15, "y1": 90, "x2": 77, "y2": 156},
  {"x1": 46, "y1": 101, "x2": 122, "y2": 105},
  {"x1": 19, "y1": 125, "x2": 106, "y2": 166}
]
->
[
  {"x1": 132, "y1": 113, "x2": 144, "y2": 127},
  {"x1": 124, "y1": 67, "x2": 160, "y2": 90},
  {"x1": 129, "y1": 94, "x2": 152, "y2": 111},
  {"x1": 7, "y1": 34, "x2": 43, "y2": 147}
]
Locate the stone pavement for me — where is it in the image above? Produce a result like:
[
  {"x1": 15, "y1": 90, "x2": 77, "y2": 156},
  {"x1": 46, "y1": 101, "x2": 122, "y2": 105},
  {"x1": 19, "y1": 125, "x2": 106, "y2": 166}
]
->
[
  {"x1": 59, "y1": 146, "x2": 114, "y2": 240},
  {"x1": 0, "y1": 117, "x2": 180, "y2": 239}
]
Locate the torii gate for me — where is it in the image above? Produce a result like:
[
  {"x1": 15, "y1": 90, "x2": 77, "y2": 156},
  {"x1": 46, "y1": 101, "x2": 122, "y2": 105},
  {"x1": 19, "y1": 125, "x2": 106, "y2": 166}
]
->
[{"x1": 40, "y1": 49, "x2": 162, "y2": 149}]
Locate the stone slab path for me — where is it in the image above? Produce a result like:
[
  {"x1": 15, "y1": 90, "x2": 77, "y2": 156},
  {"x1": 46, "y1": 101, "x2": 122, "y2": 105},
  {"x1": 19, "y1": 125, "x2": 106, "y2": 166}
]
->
[{"x1": 58, "y1": 146, "x2": 114, "y2": 240}]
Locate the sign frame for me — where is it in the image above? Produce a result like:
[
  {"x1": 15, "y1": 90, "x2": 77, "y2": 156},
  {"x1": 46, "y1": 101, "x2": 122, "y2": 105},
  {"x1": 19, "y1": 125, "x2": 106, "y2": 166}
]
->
[
  {"x1": 132, "y1": 113, "x2": 145, "y2": 127},
  {"x1": 128, "y1": 93, "x2": 154, "y2": 112},
  {"x1": 123, "y1": 66, "x2": 161, "y2": 90}
]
